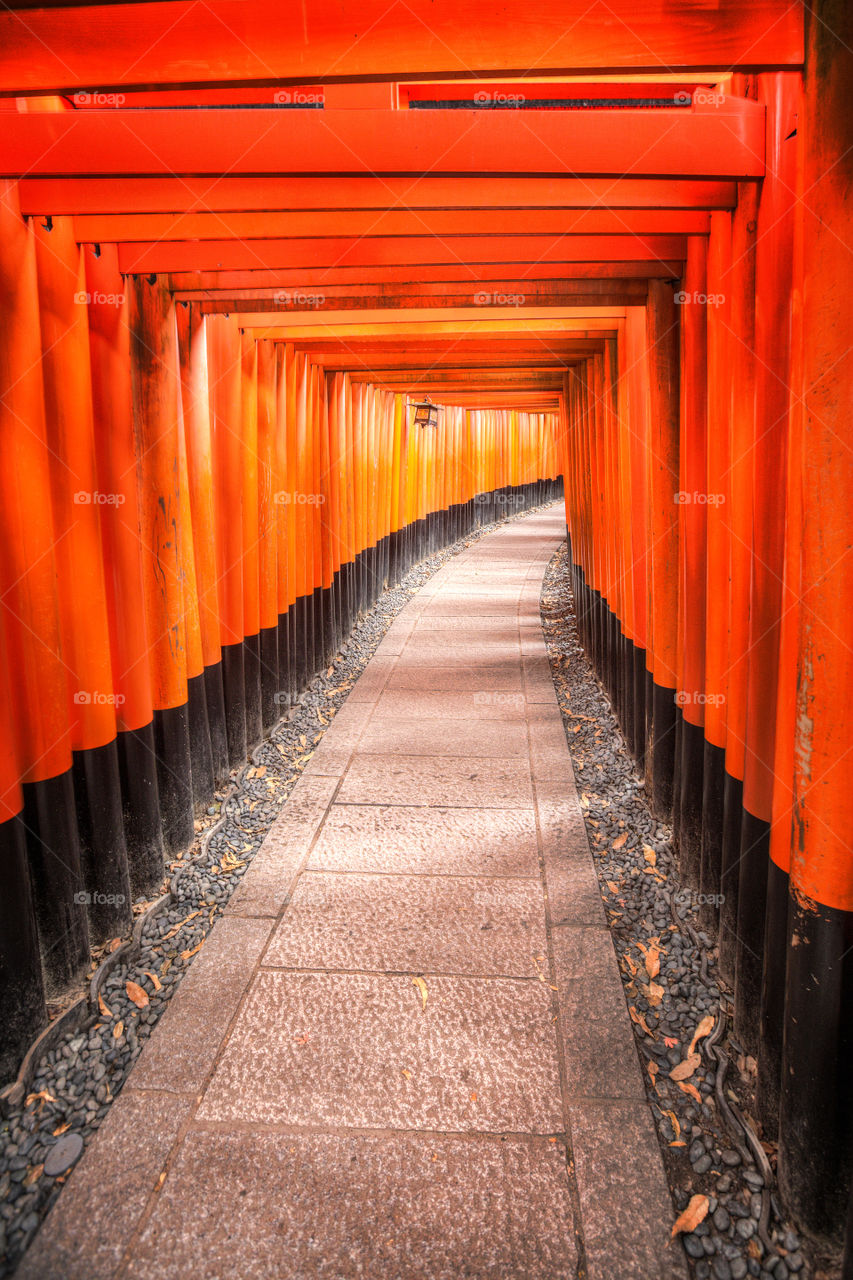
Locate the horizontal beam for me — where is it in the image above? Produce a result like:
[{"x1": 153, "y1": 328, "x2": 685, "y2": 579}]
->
[
  {"x1": 118, "y1": 235, "x2": 688, "y2": 273},
  {"x1": 74, "y1": 208, "x2": 710, "y2": 242},
  {"x1": 0, "y1": 2, "x2": 804, "y2": 93},
  {"x1": 183, "y1": 280, "x2": 648, "y2": 311},
  {"x1": 248, "y1": 317, "x2": 623, "y2": 339},
  {"x1": 18, "y1": 176, "x2": 739, "y2": 216},
  {"x1": 234, "y1": 307, "x2": 625, "y2": 328},
  {"x1": 0, "y1": 103, "x2": 765, "y2": 179},
  {"x1": 169, "y1": 262, "x2": 677, "y2": 293}
]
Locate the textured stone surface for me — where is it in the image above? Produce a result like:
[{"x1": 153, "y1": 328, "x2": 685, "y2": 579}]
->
[
  {"x1": 131, "y1": 915, "x2": 274, "y2": 1092},
  {"x1": 308, "y1": 804, "x2": 541, "y2": 877},
  {"x1": 129, "y1": 1131, "x2": 579, "y2": 1280},
  {"x1": 386, "y1": 664, "x2": 524, "y2": 692},
  {"x1": 569, "y1": 1102, "x2": 688, "y2": 1280},
  {"x1": 265, "y1": 872, "x2": 547, "y2": 974},
  {"x1": 357, "y1": 714, "x2": 529, "y2": 758},
  {"x1": 17, "y1": 1090, "x2": 192, "y2": 1280},
  {"x1": 335, "y1": 753, "x2": 533, "y2": 808},
  {"x1": 373, "y1": 688, "x2": 528, "y2": 722},
  {"x1": 551, "y1": 928, "x2": 646, "y2": 1101},
  {"x1": 198, "y1": 970, "x2": 564, "y2": 1132}
]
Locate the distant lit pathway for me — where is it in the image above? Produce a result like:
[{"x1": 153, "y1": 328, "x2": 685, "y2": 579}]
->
[{"x1": 20, "y1": 507, "x2": 684, "y2": 1280}]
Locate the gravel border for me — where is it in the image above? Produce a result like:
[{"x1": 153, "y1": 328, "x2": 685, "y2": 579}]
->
[
  {"x1": 540, "y1": 542, "x2": 815, "y2": 1280},
  {"x1": 0, "y1": 500, "x2": 554, "y2": 1278}
]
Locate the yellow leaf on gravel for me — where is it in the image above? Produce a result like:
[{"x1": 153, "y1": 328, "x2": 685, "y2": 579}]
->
[
  {"x1": 53, "y1": 1122, "x2": 71, "y2": 1137},
  {"x1": 411, "y1": 976, "x2": 428, "y2": 1010},
  {"x1": 669, "y1": 1053, "x2": 701, "y2": 1081},
  {"x1": 98, "y1": 994, "x2": 113, "y2": 1018},
  {"x1": 25, "y1": 1090, "x2": 55, "y2": 1110},
  {"x1": 643, "y1": 845, "x2": 657, "y2": 866},
  {"x1": 23, "y1": 1164, "x2": 43, "y2": 1188},
  {"x1": 688, "y1": 1015, "x2": 715, "y2": 1057},
  {"x1": 648, "y1": 981, "x2": 665, "y2": 1007},
  {"x1": 613, "y1": 833, "x2": 628, "y2": 850},
  {"x1": 113, "y1": 1021, "x2": 124, "y2": 1039},
  {"x1": 628, "y1": 1005, "x2": 653, "y2": 1036},
  {"x1": 677, "y1": 1080, "x2": 703, "y2": 1104},
  {"x1": 125, "y1": 980, "x2": 149, "y2": 1009},
  {"x1": 606, "y1": 880, "x2": 619, "y2": 894},
  {"x1": 645, "y1": 945, "x2": 661, "y2": 980},
  {"x1": 144, "y1": 970, "x2": 162, "y2": 992},
  {"x1": 670, "y1": 1194, "x2": 709, "y2": 1240},
  {"x1": 181, "y1": 940, "x2": 205, "y2": 961}
]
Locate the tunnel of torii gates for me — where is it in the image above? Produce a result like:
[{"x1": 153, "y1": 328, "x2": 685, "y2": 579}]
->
[{"x1": 0, "y1": 0, "x2": 851, "y2": 1250}]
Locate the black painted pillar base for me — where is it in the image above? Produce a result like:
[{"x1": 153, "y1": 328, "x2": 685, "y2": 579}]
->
[
  {"x1": 221, "y1": 640, "x2": 247, "y2": 769},
  {"x1": 259, "y1": 624, "x2": 279, "y2": 733},
  {"x1": 116, "y1": 722, "x2": 163, "y2": 895},
  {"x1": 718, "y1": 770, "x2": 745, "y2": 982},
  {"x1": 647, "y1": 680, "x2": 677, "y2": 819},
  {"x1": 0, "y1": 812, "x2": 47, "y2": 1081},
  {"x1": 22, "y1": 771, "x2": 90, "y2": 993},
  {"x1": 243, "y1": 632, "x2": 263, "y2": 750},
  {"x1": 187, "y1": 670, "x2": 215, "y2": 815},
  {"x1": 675, "y1": 717, "x2": 705, "y2": 888},
  {"x1": 204, "y1": 661, "x2": 229, "y2": 788},
  {"x1": 699, "y1": 740, "x2": 726, "y2": 932},
  {"x1": 733, "y1": 808, "x2": 771, "y2": 1055},
  {"x1": 778, "y1": 893, "x2": 853, "y2": 1241},
  {"x1": 756, "y1": 856, "x2": 789, "y2": 1134},
  {"x1": 152, "y1": 704, "x2": 195, "y2": 855},
  {"x1": 72, "y1": 740, "x2": 132, "y2": 943}
]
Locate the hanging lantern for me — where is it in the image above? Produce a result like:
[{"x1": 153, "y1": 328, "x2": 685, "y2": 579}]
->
[{"x1": 411, "y1": 395, "x2": 440, "y2": 427}]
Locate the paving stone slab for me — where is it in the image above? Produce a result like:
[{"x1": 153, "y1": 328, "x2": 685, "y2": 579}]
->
[
  {"x1": 551, "y1": 928, "x2": 646, "y2": 1102},
  {"x1": 198, "y1": 970, "x2": 564, "y2": 1132},
  {"x1": 129, "y1": 1131, "x2": 579, "y2": 1280},
  {"x1": 130, "y1": 915, "x2": 275, "y2": 1093},
  {"x1": 357, "y1": 714, "x2": 529, "y2": 758},
  {"x1": 307, "y1": 804, "x2": 541, "y2": 877},
  {"x1": 373, "y1": 688, "x2": 528, "y2": 722},
  {"x1": 335, "y1": 753, "x2": 533, "y2": 808},
  {"x1": 264, "y1": 872, "x2": 547, "y2": 975},
  {"x1": 386, "y1": 664, "x2": 524, "y2": 693},
  {"x1": 17, "y1": 1089, "x2": 193, "y2": 1280},
  {"x1": 569, "y1": 1102, "x2": 687, "y2": 1280}
]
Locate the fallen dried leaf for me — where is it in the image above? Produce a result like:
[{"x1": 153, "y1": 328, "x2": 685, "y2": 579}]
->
[
  {"x1": 294, "y1": 1033, "x2": 310, "y2": 1045},
  {"x1": 670, "y1": 1194, "x2": 709, "y2": 1240},
  {"x1": 612, "y1": 833, "x2": 628, "y2": 850},
  {"x1": 628, "y1": 1005, "x2": 654, "y2": 1036},
  {"x1": 688, "y1": 1014, "x2": 715, "y2": 1057},
  {"x1": 411, "y1": 976, "x2": 428, "y2": 1011},
  {"x1": 677, "y1": 1080, "x2": 703, "y2": 1104},
  {"x1": 643, "y1": 844, "x2": 657, "y2": 867},
  {"x1": 669, "y1": 1053, "x2": 701, "y2": 1081},
  {"x1": 664, "y1": 1036, "x2": 679, "y2": 1048},
  {"x1": 606, "y1": 880, "x2": 619, "y2": 894},
  {"x1": 645, "y1": 944, "x2": 661, "y2": 980},
  {"x1": 98, "y1": 994, "x2": 113, "y2": 1018},
  {"x1": 670, "y1": 1140, "x2": 686, "y2": 1148},
  {"x1": 25, "y1": 1089, "x2": 55, "y2": 1111},
  {"x1": 648, "y1": 980, "x2": 665, "y2": 1007},
  {"x1": 113, "y1": 1021, "x2": 124, "y2": 1040},
  {"x1": 53, "y1": 1122, "x2": 71, "y2": 1137},
  {"x1": 401, "y1": 1068, "x2": 412, "y2": 1079},
  {"x1": 23, "y1": 1164, "x2": 43, "y2": 1188},
  {"x1": 125, "y1": 980, "x2": 149, "y2": 1009},
  {"x1": 181, "y1": 939, "x2": 204, "y2": 961}
]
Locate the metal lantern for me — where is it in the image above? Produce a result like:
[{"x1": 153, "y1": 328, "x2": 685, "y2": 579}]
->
[{"x1": 412, "y1": 395, "x2": 439, "y2": 427}]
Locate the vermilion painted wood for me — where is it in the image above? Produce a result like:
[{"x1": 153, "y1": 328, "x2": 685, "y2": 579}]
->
[
  {"x1": 19, "y1": 176, "x2": 739, "y2": 216},
  {"x1": 116, "y1": 236, "x2": 689, "y2": 274},
  {"x1": 0, "y1": 104, "x2": 766, "y2": 179},
  {"x1": 73, "y1": 209, "x2": 713, "y2": 242},
  {"x1": 167, "y1": 264, "x2": 678, "y2": 293},
  {"x1": 0, "y1": 0, "x2": 804, "y2": 92}
]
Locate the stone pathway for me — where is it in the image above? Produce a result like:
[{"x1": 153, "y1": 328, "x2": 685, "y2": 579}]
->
[{"x1": 18, "y1": 508, "x2": 685, "y2": 1280}]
